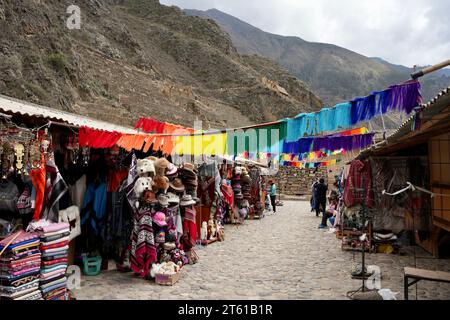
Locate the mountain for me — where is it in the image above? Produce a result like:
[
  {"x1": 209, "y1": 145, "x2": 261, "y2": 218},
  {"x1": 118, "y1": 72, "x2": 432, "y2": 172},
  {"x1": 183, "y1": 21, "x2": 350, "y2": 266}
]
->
[
  {"x1": 185, "y1": 8, "x2": 450, "y2": 105},
  {"x1": 0, "y1": 0, "x2": 322, "y2": 129}
]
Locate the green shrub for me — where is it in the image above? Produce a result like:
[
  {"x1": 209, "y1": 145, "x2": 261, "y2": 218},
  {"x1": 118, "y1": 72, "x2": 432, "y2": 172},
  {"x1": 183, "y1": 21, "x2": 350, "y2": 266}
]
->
[{"x1": 48, "y1": 53, "x2": 67, "y2": 72}]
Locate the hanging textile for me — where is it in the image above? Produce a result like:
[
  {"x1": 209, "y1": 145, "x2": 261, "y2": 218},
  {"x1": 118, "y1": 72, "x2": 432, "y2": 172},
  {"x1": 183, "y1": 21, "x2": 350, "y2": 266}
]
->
[
  {"x1": 226, "y1": 122, "x2": 286, "y2": 157},
  {"x1": 283, "y1": 133, "x2": 374, "y2": 154},
  {"x1": 42, "y1": 159, "x2": 68, "y2": 222},
  {"x1": 343, "y1": 160, "x2": 374, "y2": 208},
  {"x1": 350, "y1": 80, "x2": 422, "y2": 125},
  {"x1": 30, "y1": 155, "x2": 46, "y2": 221},
  {"x1": 116, "y1": 134, "x2": 147, "y2": 152},
  {"x1": 129, "y1": 206, "x2": 157, "y2": 278},
  {"x1": 175, "y1": 133, "x2": 227, "y2": 156},
  {"x1": 134, "y1": 118, "x2": 165, "y2": 133},
  {"x1": 78, "y1": 127, "x2": 122, "y2": 149}
]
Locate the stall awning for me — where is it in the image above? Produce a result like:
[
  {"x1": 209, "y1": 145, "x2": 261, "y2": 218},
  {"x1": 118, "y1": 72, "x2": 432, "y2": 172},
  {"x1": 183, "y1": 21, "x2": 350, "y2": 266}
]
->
[{"x1": 0, "y1": 94, "x2": 138, "y2": 134}]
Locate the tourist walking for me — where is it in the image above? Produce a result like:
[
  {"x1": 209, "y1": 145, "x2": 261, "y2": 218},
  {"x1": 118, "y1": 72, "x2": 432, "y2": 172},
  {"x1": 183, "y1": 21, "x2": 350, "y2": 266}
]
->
[
  {"x1": 268, "y1": 180, "x2": 277, "y2": 213},
  {"x1": 315, "y1": 178, "x2": 328, "y2": 217}
]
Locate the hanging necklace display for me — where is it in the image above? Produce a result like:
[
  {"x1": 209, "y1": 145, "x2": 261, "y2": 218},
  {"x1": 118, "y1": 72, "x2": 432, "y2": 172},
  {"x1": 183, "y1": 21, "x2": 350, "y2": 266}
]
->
[
  {"x1": 14, "y1": 143, "x2": 24, "y2": 174},
  {"x1": 2, "y1": 142, "x2": 12, "y2": 177},
  {"x1": 82, "y1": 146, "x2": 90, "y2": 166},
  {"x1": 0, "y1": 142, "x2": 4, "y2": 179},
  {"x1": 29, "y1": 139, "x2": 42, "y2": 169},
  {"x1": 66, "y1": 132, "x2": 80, "y2": 164}
]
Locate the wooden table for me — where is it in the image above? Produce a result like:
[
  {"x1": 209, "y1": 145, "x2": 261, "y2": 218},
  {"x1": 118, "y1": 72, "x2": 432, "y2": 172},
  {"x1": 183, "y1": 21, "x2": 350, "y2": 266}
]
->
[{"x1": 404, "y1": 267, "x2": 450, "y2": 300}]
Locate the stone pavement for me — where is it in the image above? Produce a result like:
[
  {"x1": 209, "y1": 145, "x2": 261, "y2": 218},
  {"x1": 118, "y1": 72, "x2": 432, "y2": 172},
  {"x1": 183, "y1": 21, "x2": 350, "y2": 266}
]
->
[{"x1": 75, "y1": 201, "x2": 450, "y2": 300}]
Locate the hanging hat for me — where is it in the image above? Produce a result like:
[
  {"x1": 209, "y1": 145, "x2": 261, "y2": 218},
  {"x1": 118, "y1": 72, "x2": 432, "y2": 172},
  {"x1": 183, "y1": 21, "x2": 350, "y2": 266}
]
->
[
  {"x1": 153, "y1": 176, "x2": 169, "y2": 191},
  {"x1": 154, "y1": 158, "x2": 170, "y2": 176},
  {"x1": 166, "y1": 192, "x2": 180, "y2": 204},
  {"x1": 169, "y1": 178, "x2": 185, "y2": 192},
  {"x1": 180, "y1": 194, "x2": 196, "y2": 207},
  {"x1": 166, "y1": 162, "x2": 178, "y2": 176},
  {"x1": 153, "y1": 212, "x2": 168, "y2": 227},
  {"x1": 235, "y1": 193, "x2": 244, "y2": 200},
  {"x1": 158, "y1": 194, "x2": 169, "y2": 207},
  {"x1": 241, "y1": 174, "x2": 251, "y2": 184},
  {"x1": 143, "y1": 190, "x2": 157, "y2": 203},
  {"x1": 182, "y1": 163, "x2": 195, "y2": 173}
]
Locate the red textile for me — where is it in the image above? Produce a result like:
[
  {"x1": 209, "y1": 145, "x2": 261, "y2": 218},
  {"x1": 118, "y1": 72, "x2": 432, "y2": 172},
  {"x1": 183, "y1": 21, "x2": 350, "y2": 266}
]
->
[
  {"x1": 182, "y1": 219, "x2": 197, "y2": 245},
  {"x1": 40, "y1": 243, "x2": 68, "y2": 252},
  {"x1": 40, "y1": 240, "x2": 69, "y2": 251},
  {"x1": 30, "y1": 155, "x2": 46, "y2": 221},
  {"x1": 220, "y1": 185, "x2": 234, "y2": 207},
  {"x1": 107, "y1": 169, "x2": 128, "y2": 192},
  {"x1": 343, "y1": 160, "x2": 374, "y2": 208},
  {"x1": 78, "y1": 127, "x2": 122, "y2": 149},
  {"x1": 42, "y1": 258, "x2": 68, "y2": 266},
  {"x1": 134, "y1": 118, "x2": 165, "y2": 133}
]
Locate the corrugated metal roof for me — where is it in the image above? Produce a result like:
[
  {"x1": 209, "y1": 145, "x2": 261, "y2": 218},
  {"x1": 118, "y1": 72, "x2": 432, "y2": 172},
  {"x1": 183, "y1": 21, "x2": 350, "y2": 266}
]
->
[{"x1": 0, "y1": 94, "x2": 138, "y2": 134}]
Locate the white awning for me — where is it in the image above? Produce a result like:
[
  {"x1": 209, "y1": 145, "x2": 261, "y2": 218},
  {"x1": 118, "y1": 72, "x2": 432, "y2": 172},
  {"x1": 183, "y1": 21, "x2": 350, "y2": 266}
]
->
[{"x1": 0, "y1": 94, "x2": 138, "y2": 134}]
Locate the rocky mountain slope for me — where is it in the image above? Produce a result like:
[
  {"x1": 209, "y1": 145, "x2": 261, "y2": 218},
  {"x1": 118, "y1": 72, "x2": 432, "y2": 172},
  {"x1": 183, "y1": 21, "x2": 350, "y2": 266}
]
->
[
  {"x1": 0, "y1": 0, "x2": 322, "y2": 129},
  {"x1": 186, "y1": 8, "x2": 450, "y2": 106}
]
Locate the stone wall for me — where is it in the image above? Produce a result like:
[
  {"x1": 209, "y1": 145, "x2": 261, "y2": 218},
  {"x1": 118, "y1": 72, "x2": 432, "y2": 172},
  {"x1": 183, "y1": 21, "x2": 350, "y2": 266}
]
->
[{"x1": 274, "y1": 166, "x2": 329, "y2": 196}]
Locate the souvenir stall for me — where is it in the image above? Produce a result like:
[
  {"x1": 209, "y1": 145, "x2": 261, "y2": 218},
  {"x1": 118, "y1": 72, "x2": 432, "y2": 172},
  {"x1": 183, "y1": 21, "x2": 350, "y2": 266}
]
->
[
  {"x1": 0, "y1": 112, "x2": 79, "y2": 300},
  {"x1": 346, "y1": 86, "x2": 450, "y2": 257}
]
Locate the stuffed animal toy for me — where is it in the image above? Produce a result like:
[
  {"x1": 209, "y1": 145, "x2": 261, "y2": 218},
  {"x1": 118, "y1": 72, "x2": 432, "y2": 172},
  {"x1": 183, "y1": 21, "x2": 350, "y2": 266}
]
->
[
  {"x1": 134, "y1": 177, "x2": 153, "y2": 208},
  {"x1": 136, "y1": 158, "x2": 155, "y2": 177},
  {"x1": 153, "y1": 175, "x2": 169, "y2": 193},
  {"x1": 200, "y1": 221, "x2": 208, "y2": 241},
  {"x1": 150, "y1": 263, "x2": 162, "y2": 278},
  {"x1": 207, "y1": 220, "x2": 215, "y2": 239},
  {"x1": 154, "y1": 158, "x2": 169, "y2": 176}
]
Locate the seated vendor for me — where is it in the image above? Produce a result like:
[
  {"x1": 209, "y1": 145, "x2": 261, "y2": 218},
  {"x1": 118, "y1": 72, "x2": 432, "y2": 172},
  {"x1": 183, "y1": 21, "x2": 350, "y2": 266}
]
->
[{"x1": 318, "y1": 192, "x2": 339, "y2": 229}]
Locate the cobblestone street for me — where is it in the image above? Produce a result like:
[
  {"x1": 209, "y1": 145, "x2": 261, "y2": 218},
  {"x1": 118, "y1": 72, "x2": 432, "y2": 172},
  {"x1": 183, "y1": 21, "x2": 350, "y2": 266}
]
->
[{"x1": 76, "y1": 201, "x2": 450, "y2": 300}]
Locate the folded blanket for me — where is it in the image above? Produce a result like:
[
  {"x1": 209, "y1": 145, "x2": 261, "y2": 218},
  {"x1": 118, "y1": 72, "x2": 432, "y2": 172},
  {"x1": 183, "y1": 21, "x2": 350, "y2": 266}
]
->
[
  {"x1": 0, "y1": 274, "x2": 40, "y2": 287},
  {"x1": 40, "y1": 231, "x2": 70, "y2": 243},
  {"x1": 40, "y1": 228, "x2": 71, "y2": 238},
  {"x1": 40, "y1": 269, "x2": 66, "y2": 280},
  {"x1": 0, "y1": 284, "x2": 40, "y2": 299},
  {"x1": 43, "y1": 287, "x2": 66, "y2": 300},
  {"x1": 0, "y1": 231, "x2": 40, "y2": 248},
  {"x1": 41, "y1": 264, "x2": 68, "y2": 274},
  {"x1": 40, "y1": 240, "x2": 69, "y2": 251},
  {"x1": 41, "y1": 258, "x2": 68, "y2": 267},
  {"x1": 41, "y1": 281, "x2": 66, "y2": 294},
  {"x1": 5, "y1": 243, "x2": 40, "y2": 255},
  {"x1": 15, "y1": 290, "x2": 43, "y2": 301},
  {"x1": 0, "y1": 262, "x2": 41, "y2": 273},
  {"x1": 0, "y1": 279, "x2": 39, "y2": 294},
  {"x1": 1, "y1": 266, "x2": 40, "y2": 277},
  {"x1": 0, "y1": 238, "x2": 40, "y2": 252},
  {"x1": 0, "y1": 250, "x2": 41, "y2": 263},
  {"x1": 39, "y1": 274, "x2": 66, "y2": 286},
  {"x1": 0, "y1": 269, "x2": 40, "y2": 282},
  {"x1": 0, "y1": 254, "x2": 41, "y2": 268},
  {"x1": 40, "y1": 276, "x2": 67, "y2": 290},
  {"x1": 41, "y1": 245, "x2": 69, "y2": 254},
  {"x1": 41, "y1": 236, "x2": 70, "y2": 247},
  {"x1": 41, "y1": 252, "x2": 68, "y2": 261}
]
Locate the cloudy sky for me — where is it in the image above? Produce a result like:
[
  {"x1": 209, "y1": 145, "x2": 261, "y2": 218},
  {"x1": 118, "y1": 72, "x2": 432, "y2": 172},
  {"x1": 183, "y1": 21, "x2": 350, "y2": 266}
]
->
[{"x1": 160, "y1": 0, "x2": 450, "y2": 67}]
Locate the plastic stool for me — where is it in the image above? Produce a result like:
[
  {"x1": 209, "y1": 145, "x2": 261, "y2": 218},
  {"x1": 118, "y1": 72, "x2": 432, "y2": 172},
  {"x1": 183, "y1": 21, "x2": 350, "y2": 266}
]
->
[{"x1": 82, "y1": 256, "x2": 102, "y2": 276}]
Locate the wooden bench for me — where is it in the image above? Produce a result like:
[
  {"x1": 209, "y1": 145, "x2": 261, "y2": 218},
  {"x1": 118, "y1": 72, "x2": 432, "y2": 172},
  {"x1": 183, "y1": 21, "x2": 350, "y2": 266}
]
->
[{"x1": 404, "y1": 267, "x2": 450, "y2": 300}]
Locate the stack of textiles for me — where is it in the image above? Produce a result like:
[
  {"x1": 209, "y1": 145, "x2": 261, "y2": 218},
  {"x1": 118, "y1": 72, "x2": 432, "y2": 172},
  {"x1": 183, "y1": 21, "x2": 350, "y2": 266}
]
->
[
  {"x1": 28, "y1": 221, "x2": 70, "y2": 300},
  {"x1": 0, "y1": 231, "x2": 42, "y2": 300}
]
